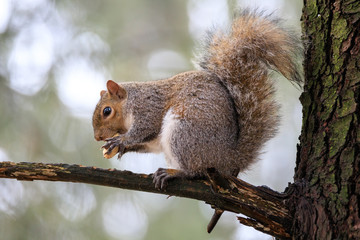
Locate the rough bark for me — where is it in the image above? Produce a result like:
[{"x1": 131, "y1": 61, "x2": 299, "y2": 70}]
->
[
  {"x1": 289, "y1": 0, "x2": 360, "y2": 239},
  {"x1": 0, "y1": 161, "x2": 291, "y2": 239}
]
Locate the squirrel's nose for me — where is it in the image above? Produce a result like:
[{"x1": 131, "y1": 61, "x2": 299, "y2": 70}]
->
[{"x1": 94, "y1": 134, "x2": 103, "y2": 141}]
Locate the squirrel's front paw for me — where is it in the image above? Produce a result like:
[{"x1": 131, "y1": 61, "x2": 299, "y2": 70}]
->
[{"x1": 102, "y1": 136, "x2": 125, "y2": 159}]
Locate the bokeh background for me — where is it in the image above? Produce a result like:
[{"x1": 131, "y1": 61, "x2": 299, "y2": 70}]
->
[{"x1": 0, "y1": 0, "x2": 303, "y2": 239}]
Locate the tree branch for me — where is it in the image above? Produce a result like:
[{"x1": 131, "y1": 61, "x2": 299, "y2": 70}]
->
[{"x1": 0, "y1": 161, "x2": 292, "y2": 239}]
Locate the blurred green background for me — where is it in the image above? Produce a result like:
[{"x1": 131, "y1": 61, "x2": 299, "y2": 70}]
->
[{"x1": 0, "y1": 0, "x2": 303, "y2": 239}]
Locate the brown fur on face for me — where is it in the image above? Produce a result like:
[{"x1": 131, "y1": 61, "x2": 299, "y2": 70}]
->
[{"x1": 92, "y1": 81, "x2": 129, "y2": 141}]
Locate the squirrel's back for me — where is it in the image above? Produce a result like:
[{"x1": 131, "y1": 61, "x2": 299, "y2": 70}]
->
[{"x1": 196, "y1": 10, "x2": 303, "y2": 168}]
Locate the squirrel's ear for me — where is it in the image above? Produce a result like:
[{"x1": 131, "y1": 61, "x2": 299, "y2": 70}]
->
[
  {"x1": 106, "y1": 80, "x2": 127, "y2": 99},
  {"x1": 100, "y1": 90, "x2": 106, "y2": 97}
]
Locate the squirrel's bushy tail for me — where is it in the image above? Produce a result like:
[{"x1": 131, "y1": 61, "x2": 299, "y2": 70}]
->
[{"x1": 198, "y1": 10, "x2": 303, "y2": 167}]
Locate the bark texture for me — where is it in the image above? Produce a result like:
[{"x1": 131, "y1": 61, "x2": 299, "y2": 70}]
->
[
  {"x1": 0, "y1": 162, "x2": 292, "y2": 239},
  {"x1": 290, "y1": 0, "x2": 360, "y2": 239}
]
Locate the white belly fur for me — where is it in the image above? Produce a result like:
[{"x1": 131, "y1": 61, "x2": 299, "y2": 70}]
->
[
  {"x1": 159, "y1": 109, "x2": 180, "y2": 169},
  {"x1": 141, "y1": 109, "x2": 180, "y2": 169}
]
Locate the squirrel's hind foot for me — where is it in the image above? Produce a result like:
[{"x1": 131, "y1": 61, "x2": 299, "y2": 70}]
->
[
  {"x1": 153, "y1": 168, "x2": 181, "y2": 190},
  {"x1": 153, "y1": 168, "x2": 205, "y2": 189}
]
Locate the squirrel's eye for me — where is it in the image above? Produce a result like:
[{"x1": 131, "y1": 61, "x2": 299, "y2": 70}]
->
[{"x1": 103, "y1": 107, "x2": 112, "y2": 117}]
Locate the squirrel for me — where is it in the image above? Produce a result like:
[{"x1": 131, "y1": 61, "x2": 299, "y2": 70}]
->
[{"x1": 92, "y1": 10, "x2": 303, "y2": 233}]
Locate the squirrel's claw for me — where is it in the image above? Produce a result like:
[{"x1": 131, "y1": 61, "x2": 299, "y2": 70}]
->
[
  {"x1": 153, "y1": 168, "x2": 179, "y2": 190},
  {"x1": 102, "y1": 136, "x2": 125, "y2": 157},
  {"x1": 102, "y1": 136, "x2": 121, "y2": 148}
]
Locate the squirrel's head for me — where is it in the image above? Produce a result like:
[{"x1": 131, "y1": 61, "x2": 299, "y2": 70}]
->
[{"x1": 92, "y1": 80, "x2": 129, "y2": 141}]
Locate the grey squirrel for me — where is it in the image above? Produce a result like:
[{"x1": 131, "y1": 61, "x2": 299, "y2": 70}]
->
[{"x1": 92, "y1": 10, "x2": 302, "y2": 233}]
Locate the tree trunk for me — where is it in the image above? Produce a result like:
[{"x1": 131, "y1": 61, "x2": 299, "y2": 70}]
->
[{"x1": 290, "y1": 0, "x2": 360, "y2": 239}]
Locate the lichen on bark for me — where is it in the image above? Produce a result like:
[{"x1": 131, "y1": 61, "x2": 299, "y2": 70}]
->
[{"x1": 292, "y1": 0, "x2": 360, "y2": 239}]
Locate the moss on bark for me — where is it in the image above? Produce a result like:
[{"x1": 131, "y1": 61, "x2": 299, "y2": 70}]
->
[{"x1": 292, "y1": 0, "x2": 360, "y2": 239}]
